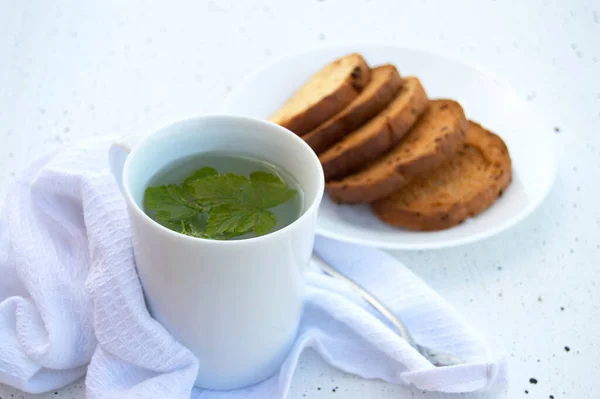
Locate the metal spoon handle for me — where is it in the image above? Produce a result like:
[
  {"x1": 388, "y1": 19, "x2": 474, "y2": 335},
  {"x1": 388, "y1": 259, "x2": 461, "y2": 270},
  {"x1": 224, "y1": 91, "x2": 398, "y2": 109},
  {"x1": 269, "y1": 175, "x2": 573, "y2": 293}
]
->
[
  {"x1": 312, "y1": 254, "x2": 417, "y2": 347},
  {"x1": 312, "y1": 253, "x2": 465, "y2": 367}
]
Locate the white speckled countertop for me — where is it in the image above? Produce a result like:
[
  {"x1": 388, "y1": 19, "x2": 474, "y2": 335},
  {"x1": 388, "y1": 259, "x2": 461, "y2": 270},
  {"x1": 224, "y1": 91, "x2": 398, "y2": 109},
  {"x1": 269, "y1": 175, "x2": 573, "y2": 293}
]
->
[{"x1": 1, "y1": 0, "x2": 599, "y2": 398}]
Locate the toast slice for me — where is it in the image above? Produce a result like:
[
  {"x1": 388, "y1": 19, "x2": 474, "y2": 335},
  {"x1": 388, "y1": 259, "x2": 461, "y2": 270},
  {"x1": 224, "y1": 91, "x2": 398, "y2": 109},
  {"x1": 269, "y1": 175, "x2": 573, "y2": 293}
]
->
[
  {"x1": 372, "y1": 121, "x2": 512, "y2": 231},
  {"x1": 327, "y1": 99, "x2": 467, "y2": 203},
  {"x1": 269, "y1": 53, "x2": 371, "y2": 135},
  {"x1": 319, "y1": 77, "x2": 428, "y2": 181},
  {"x1": 303, "y1": 64, "x2": 403, "y2": 154}
]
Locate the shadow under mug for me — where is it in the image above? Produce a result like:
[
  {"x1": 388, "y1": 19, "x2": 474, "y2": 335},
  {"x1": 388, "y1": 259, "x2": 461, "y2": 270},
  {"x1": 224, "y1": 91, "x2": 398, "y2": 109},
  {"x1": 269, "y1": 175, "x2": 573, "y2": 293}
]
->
[{"x1": 109, "y1": 115, "x2": 324, "y2": 390}]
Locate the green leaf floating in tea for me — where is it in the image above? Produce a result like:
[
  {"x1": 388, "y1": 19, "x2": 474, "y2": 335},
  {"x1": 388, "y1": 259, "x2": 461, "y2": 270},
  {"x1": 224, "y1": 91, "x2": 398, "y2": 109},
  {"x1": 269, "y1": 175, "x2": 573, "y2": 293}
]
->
[
  {"x1": 144, "y1": 184, "x2": 201, "y2": 221},
  {"x1": 182, "y1": 166, "x2": 218, "y2": 185},
  {"x1": 144, "y1": 167, "x2": 297, "y2": 239},
  {"x1": 250, "y1": 171, "x2": 297, "y2": 209}
]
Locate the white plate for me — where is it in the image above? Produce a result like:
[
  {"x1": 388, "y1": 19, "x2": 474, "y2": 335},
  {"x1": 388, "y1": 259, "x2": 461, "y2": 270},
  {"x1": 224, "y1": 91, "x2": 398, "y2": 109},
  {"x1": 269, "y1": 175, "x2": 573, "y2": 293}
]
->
[{"x1": 222, "y1": 45, "x2": 557, "y2": 250}]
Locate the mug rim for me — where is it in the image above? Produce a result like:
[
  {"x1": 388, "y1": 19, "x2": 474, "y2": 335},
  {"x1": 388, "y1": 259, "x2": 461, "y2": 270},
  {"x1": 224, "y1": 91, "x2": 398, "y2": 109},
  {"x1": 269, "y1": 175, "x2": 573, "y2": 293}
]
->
[{"x1": 121, "y1": 114, "x2": 325, "y2": 246}]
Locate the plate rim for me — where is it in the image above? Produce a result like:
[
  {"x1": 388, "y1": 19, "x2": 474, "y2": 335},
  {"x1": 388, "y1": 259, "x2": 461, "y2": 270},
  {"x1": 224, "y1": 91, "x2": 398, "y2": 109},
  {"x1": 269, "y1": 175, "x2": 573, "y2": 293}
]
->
[{"x1": 222, "y1": 43, "x2": 558, "y2": 250}]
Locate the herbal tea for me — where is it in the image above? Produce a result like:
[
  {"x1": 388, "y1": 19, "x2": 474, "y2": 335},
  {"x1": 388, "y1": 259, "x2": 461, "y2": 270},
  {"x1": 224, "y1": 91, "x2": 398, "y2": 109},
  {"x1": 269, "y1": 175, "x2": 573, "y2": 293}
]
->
[{"x1": 144, "y1": 152, "x2": 304, "y2": 240}]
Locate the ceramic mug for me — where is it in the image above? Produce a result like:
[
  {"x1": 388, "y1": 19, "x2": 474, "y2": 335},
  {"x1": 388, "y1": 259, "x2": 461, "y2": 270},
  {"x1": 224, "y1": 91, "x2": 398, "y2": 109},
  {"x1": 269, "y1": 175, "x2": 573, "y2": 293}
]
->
[{"x1": 108, "y1": 115, "x2": 324, "y2": 390}]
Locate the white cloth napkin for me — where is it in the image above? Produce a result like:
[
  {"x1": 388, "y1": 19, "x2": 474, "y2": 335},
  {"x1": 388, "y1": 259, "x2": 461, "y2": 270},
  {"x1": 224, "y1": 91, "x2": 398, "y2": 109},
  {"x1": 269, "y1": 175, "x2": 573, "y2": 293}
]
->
[{"x1": 0, "y1": 138, "x2": 507, "y2": 398}]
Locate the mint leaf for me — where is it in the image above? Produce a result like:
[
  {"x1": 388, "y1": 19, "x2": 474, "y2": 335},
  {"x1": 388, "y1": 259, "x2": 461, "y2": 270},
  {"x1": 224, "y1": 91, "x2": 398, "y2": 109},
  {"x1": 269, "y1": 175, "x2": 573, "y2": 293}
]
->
[
  {"x1": 189, "y1": 173, "x2": 253, "y2": 206},
  {"x1": 206, "y1": 205, "x2": 277, "y2": 237},
  {"x1": 190, "y1": 171, "x2": 296, "y2": 210},
  {"x1": 158, "y1": 218, "x2": 188, "y2": 233},
  {"x1": 183, "y1": 167, "x2": 218, "y2": 185},
  {"x1": 205, "y1": 204, "x2": 255, "y2": 236},
  {"x1": 191, "y1": 171, "x2": 296, "y2": 238},
  {"x1": 186, "y1": 213, "x2": 208, "y2": 235},
  {"x1": 146, "y1": 167, "x2": 296, "y2": 239},
  {"x1": 144, "y1": 185, "x2": 200, "y2": 221},
  {"x1": 250, "y1": 171, "x2": 297, "y2": 209},
  {"x1": 253, "y1": 210, "x2": 277, "y2": 236}
]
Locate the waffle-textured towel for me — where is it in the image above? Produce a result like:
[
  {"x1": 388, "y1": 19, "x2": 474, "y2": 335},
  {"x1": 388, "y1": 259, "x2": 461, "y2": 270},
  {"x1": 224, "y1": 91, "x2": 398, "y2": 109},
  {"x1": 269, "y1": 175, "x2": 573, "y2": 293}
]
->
[{"x1": 0, "y1": 139, "x2": 507, "y2": 398}]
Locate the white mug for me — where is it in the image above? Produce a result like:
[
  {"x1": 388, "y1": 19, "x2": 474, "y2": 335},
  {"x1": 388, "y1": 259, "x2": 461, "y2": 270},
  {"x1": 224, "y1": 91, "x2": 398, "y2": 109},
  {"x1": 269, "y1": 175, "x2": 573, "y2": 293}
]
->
[{"x1": 108, "y1": 115, "x2": 324, "y2": 390}]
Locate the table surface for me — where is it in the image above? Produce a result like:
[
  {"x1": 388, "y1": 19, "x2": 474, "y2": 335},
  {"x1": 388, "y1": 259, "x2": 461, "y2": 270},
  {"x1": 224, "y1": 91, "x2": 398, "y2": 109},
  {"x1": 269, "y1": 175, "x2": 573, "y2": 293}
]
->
[{"x1": 1, "y1": 0, "x2": 599, "y2": 398}]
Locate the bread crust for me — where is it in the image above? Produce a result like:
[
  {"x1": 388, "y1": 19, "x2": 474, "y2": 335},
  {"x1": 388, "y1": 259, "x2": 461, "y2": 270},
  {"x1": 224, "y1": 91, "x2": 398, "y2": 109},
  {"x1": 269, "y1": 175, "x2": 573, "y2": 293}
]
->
[
  {"x1": 269, "y1": 53, "x2": 371, "y2": 135},
  {"x1": 327, "y1": 99, "x2": 467, "y2": 204},
  {"x1": 303, "y1": 64, "x2": 402, "y2": 153},
  {"x1": 371, "y1": 120, "x2": 512, "y2": 231},
  {"x1": 319, "y1": 77, "x2": 428, "y2": 181}
]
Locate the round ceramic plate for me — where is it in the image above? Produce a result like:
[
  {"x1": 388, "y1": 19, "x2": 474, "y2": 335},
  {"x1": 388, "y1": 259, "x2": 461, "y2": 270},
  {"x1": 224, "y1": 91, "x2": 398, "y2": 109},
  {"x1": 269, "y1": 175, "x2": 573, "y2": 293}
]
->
[{"x1": 222, "y1": 45, "x2": 556, "y2": 250}]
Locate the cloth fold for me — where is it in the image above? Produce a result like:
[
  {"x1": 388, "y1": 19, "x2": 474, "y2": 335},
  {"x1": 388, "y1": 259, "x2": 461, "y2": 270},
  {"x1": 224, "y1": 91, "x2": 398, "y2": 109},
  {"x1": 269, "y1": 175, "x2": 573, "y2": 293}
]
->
[{"x1": 0, "y1": 139, "x2": 507, "y2": 398}]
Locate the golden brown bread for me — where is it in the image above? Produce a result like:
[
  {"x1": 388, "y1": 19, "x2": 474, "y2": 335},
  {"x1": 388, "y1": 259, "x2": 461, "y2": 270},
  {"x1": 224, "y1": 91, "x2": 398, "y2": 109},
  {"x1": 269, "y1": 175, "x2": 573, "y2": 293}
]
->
[
  {"x1": 303, "y1": 64, "x2": 402, "y2": 154},
  {"x1": 327, "y1": 99, "x2": 467, "y2": 204},
  {"x1": 269, "y1": 53, "x2": 371, "y2": 135},
  {"x1": 371, "y1": 121, "x2": 512, "y2": 231},
  {"x1": 319, "y1": 76, "x2": 428, "y2": 181}
]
